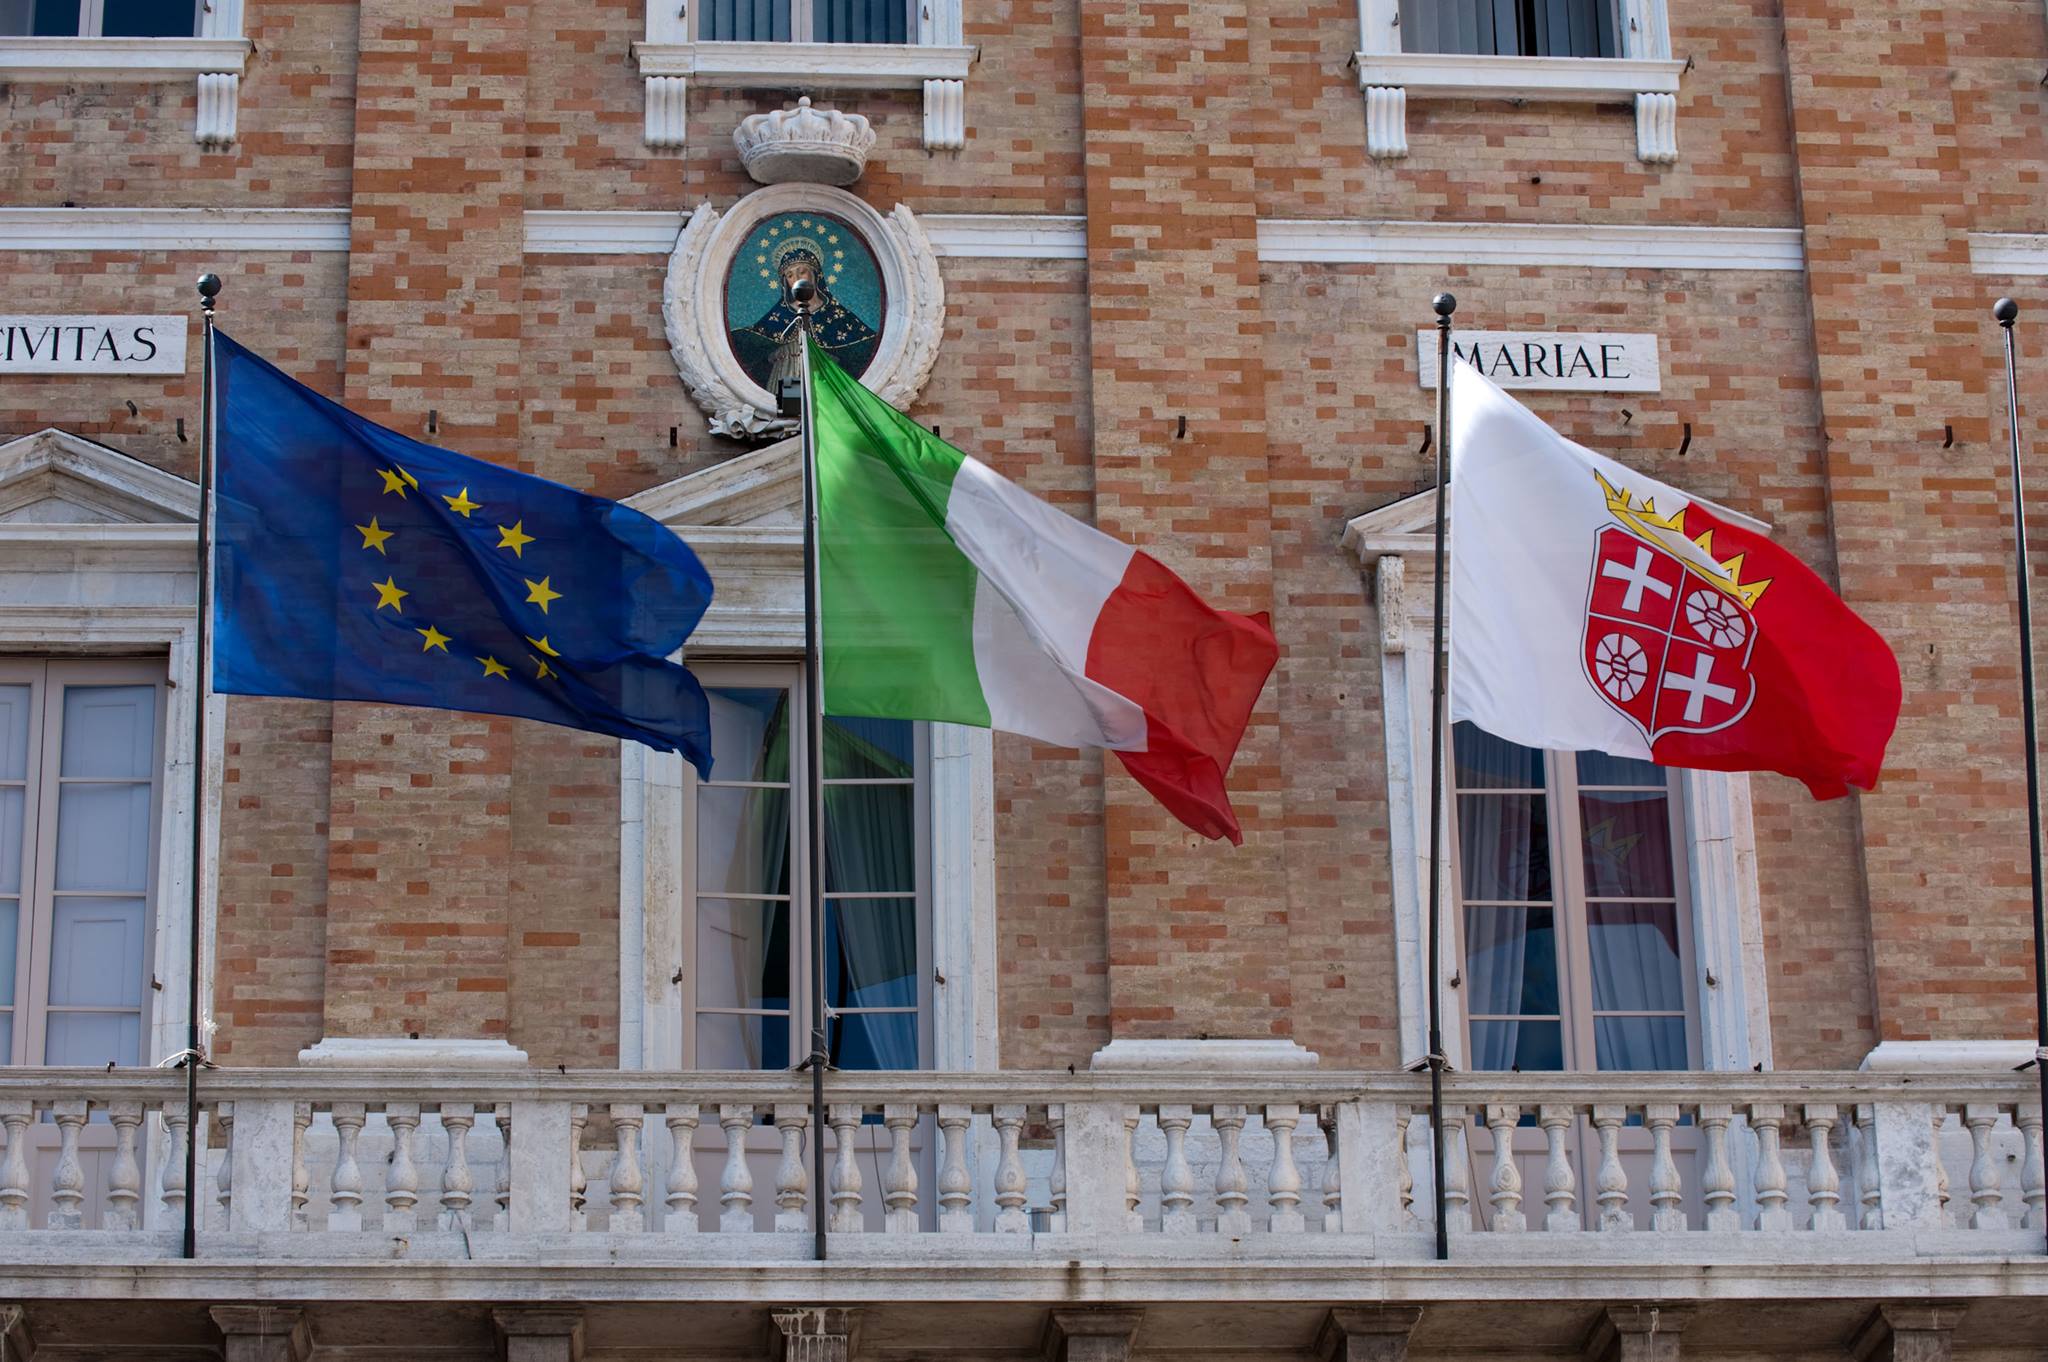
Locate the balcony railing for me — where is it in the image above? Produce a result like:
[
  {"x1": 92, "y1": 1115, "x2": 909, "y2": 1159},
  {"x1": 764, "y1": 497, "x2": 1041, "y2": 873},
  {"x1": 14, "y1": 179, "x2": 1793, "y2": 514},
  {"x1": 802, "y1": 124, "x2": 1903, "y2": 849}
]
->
[{"x1": 0, "y1": 1067, "x2": 2038, "y2": 1300}]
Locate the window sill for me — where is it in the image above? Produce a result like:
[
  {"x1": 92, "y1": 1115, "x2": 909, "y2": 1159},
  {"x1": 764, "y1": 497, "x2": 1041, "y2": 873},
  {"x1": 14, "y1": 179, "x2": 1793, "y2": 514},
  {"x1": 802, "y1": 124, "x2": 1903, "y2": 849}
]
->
[
  {"x1": 0, "y1": 35, "x2": 251, "y2": 81},
  {"x1": 1350, "y1": 53, "x2": 1686, "y2": 164},
  {"x1": 631, "y1": 40, "x2": 975, "y2": 89}
]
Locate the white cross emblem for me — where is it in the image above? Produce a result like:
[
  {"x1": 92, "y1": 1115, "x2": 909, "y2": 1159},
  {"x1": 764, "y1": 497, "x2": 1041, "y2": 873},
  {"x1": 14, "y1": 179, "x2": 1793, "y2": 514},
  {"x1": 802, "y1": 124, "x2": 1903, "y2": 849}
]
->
[
  {"x1": 1600, "y1": 544, "x2": 1674, "y2": 615},
  {"x1": 1664, "y1": 651, "x2": 1737, "y2": 723}
]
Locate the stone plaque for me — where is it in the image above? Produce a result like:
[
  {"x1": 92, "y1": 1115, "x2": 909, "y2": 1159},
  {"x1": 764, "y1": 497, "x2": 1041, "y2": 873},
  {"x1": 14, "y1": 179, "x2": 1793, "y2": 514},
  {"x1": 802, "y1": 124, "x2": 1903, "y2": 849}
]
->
[
  {"x1": 0, "y1": 316, "x2": 188, "y2": 376},
  {"x1": 1416, "y1": 330, "x2": 1659, "y2": 393}
]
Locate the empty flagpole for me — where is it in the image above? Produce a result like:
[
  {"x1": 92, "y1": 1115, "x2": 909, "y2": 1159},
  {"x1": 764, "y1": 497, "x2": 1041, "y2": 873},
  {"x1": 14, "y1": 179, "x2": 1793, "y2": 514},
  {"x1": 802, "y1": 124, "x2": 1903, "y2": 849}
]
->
[
  {"x1": 1994, "y1": 297, "x2": 2048, "y2": 1258},
  {"x1": 794, "y1": 281, "x2": 830, "y2": 1263},
  {"x1": 184, "y1": 273, "x2": 222, "y2": 1260},
  {"x1": 1424, "y1": 291, "x2": 1456, "y2": 1262}
]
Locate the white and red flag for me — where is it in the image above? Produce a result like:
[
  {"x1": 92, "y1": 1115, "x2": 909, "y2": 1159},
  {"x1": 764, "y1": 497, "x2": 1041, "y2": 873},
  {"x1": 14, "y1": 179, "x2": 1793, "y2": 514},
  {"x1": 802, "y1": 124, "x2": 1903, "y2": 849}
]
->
[{"x1": 1448, "y1": 361, "x2": 1900, "y2": 798}]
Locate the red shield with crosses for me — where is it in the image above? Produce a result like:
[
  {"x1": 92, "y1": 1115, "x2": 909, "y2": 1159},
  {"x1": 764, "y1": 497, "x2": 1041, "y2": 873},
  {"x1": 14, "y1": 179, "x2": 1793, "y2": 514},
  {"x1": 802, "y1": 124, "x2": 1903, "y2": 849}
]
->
[{"x1": 1582, "y1": 525, "x2": 1757, "y2": 744}]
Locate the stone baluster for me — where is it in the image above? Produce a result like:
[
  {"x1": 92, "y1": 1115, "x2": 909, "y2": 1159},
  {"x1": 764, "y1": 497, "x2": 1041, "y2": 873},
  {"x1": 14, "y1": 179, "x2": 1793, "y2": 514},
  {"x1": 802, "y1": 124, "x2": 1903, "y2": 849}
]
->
[
  {"x1": 289, "y1": 1102, "x2": 312, "y2": 1231},
  {"x1": 1266, "y1": 1104, "x2": 1305, "y2": 1234},
  {"x1": 438, "y1": 1104, "x2": 478, "y2": 1232},
  {"x1": 1645, "y1": 1104, "x2": 1685, "y2": 1232},
  {"x1": 827, "y1": 1104, "x2": 864, "y2": 1233},
  {"x1": 772, "y1": 1104, "x2": 808, "y2": 1234},
  {"x1": 1395, "y1": 1109, "x2": 1415, "y2": 1227},
  {"x1": 1932, "y1": 1105, "x2": 1955, "y2": 1227},
  {"x1": 2018, "y1": 1102, "x2": 2044, "y2": 1232},
  {"x1": 1854, "y1": 1104, "x2": 1883, "y2": 1231},
  {"x1": 1210, "y1": 1105, "x2": 1250, "y2": 1236},
  {"x1": 718, "y1": 1104, "x2": 754, "y2": 1232},
  {"x1": 1962, "y1": 1103, "x2": 2008, "y2": 1231},
  {"x1": 1440, "y1": 1106, "x2": 1473, "y2": 1233},
  {"x1": 214, "y1": 1105, "x2": 233, "y2": 1229},
  {"x1": 1537, "y1": 1104, "x2": 1577, "y2": 1233},
  {"x1": 47, "y1": 1099, "x2": 88, "y2": 1229},
  {"x1": 0, "y1": 1102, "x2": 29, "y2": 1231},
  {"x1": 159, "y1": 1101, "x2": 190, "y2": 1227},
  {"x1": 1804, "y1": 1104, "x2": 1845, "y2": 1231},
  {"x1": 938, "y1": 1104, "x2": 974, "y2": 1233},
  {"x1": 1157, "y1": 1106, "x2": 1196, "y2": 1234},
  {"x1": 1048, "y1": 1104, "x2": 1069, "y2": 1232},
  {"x1": 1591, "y1": 1104, "x2": 1630, "y2": 1232},
  {"x1": 104, "y1": 1101, "x2": 145, "y2": 1231},
  {"x1": 882, "y1": 1105, "x2": 919, "y2": 1234},
  {"x1": 569, "y1": 1103, "x2": 590, "y2": 1231},
  {"x1": 1483, "y1": 1104, "x2": 1525, "y2": 1233},
  {"x1": 494, "y1": 1106, "x2": 513, "y2": 1232},
  {"x1": 1750, "y1": 1102, "x2": 1790, "y2": 1232},
  {"x1": 384, "y1": 1103, "x2": 421, "y2": 1233},
  {"x1": 663, "y1": 1103, "x2": 700, "y2": 1233},
  {"x1": 1698, "y1": 1104, "x2": 1737, "y2": 1232},
  {"x1": 993, "y1": 1104, "x2": 1029, "y2": 1234},
  {"x1": 1122, "y1": 1108, "x2": 1143, "y2": 1231},
  {"x1": 327, "y1": 1103, "x2": 365, "y2": 1232},
  {"x1": 1320, "y1": 1112, "x2": 1342, "y2": 1234},
  {"x1": 607, "y1": 1103, "x2": 645, "y2": 1233}
]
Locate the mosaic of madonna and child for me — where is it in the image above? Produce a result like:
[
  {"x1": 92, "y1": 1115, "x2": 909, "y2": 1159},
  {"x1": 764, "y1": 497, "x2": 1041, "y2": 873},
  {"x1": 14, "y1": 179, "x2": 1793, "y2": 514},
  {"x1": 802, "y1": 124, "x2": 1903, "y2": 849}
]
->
[{"x1": 724, "y1": 211, "x2": 885, "y2": 393}]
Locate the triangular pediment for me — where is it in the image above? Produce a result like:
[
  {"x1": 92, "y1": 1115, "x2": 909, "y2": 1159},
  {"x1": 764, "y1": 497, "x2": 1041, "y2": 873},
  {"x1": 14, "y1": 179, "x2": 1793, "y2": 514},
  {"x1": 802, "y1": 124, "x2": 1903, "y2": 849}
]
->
[
  {"x1": 1341, "y1": 486, "x2": 1437, "y2": 566},
  {"x1": 0, "y1": 429, "x2": 198, "y2": 525},
  {"x1": 626, "y1": 437, "x2": 800, "y2": 529}
]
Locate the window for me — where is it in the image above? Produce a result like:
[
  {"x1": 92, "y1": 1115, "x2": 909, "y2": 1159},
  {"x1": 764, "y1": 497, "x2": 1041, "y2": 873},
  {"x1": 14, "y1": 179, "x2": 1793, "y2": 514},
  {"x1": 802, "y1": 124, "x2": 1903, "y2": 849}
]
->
[
  {"x1": 684, "y1": 665, "x2": 929, "y2": 1072},
  {"x1": 698, "y1": 0, "x2": 912, "y2": 43},
  {"x1": 1399, "y1": 0, "x2": 1621, "y2": 60},
  {"x1": 0, "y1": 0, "x2": 201, "y2": 37},
  {"x1": 1452, "y1": 721, "x2": 1698, "y2": 1072},
  {"x1": 0, "y1": 660, "x2": 163, "y2": 1068}
]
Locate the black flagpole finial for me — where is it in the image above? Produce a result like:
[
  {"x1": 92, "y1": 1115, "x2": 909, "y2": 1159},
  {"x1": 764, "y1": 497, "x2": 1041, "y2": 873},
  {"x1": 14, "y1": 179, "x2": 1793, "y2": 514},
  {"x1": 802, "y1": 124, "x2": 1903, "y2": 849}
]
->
[
  {"x1": 1996, "y1": 297, "x2": 2020, "y2": 329},
  {"x1": 1433, "y1": 291, "x2": 1457, "y2": 321},
  {"x1": 196, "y1": 274, "x2": 223, "y2": 316}
]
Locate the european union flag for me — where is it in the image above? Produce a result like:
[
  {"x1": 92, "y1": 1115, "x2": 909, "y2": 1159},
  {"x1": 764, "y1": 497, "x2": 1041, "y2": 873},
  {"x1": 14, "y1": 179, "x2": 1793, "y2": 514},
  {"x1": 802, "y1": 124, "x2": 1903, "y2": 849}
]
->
[{"x1": 211, "y1": 332, "x2": 715, "y2": 776}]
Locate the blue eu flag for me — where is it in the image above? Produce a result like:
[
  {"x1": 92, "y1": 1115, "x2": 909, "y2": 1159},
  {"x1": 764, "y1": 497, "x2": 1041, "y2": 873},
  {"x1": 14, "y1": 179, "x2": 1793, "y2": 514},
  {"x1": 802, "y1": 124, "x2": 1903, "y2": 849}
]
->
[{"x1": 211, "y1": 332, "x2": 715, "y2": 776}]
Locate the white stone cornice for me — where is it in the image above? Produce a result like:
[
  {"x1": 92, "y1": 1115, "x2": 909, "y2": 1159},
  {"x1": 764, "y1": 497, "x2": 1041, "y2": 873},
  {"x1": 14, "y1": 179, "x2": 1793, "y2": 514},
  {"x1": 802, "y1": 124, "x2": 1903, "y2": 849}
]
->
[
  {"x1": 523, "y1": 210, "x2": 1087, "y2": 260},
  {"x1": 1258, "y1": 220, "x2": 1806, "y2": 271},
  {"x1": 922, "y1": 215, "x2": 1087, "y2": 260},
  {"x1": 1968, "y1": 232, "x2": 2048, "y2": 276},
  {"x1": 0, "y1": 36, "x2": 250, "y2": 81},
  {"x1": 1352, "y1": 52, "x2": 1685, "y2": 101},
  {"x1": 631, "y1": 39, "x2": 974, "y2": 87},
  {"x1": 524, "y1": 210, "x2": 688, "y2": 255},
  {"x1": 0, "y1": 208, "x2": 350, "y2": 254}
]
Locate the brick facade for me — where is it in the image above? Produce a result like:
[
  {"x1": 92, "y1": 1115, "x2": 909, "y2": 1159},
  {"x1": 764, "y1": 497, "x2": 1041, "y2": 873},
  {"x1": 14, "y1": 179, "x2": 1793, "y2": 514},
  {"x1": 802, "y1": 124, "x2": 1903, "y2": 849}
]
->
[{"x1": 0, "y1": 0, "x2": 2043, "y2": 1079}]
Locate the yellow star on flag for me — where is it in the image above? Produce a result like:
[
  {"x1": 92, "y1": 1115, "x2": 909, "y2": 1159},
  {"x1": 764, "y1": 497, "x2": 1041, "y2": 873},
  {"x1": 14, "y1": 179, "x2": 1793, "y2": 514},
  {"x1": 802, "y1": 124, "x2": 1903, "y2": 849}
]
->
[
  {"x1": 496, "y1": 521, "x2": 535, "y2": 558},
  {"x1": 527, "y1": 635, "x2": 559, "y2": 657},
  {"x1": 534, "y1": 657, "x2": 557, "y2": 680},
  {"x1": 417, "y1": 625, "x2": 451, "y2": 653},
  {"x1": 372, "y1": 576, "x2": 408, "y2": 612},
  {"x1": 443, "y1": 487, "x2": 481, "y2": 518},
  {"x1": 479, "y1": 655, "x2": 509, "y2": 679},
  {"x1": 524, "y1": 576, "x2": 562, "y2": 614},
  {"x1": 356, "y1": 518, "x2": 393, "y2": 554},
  {"x1": 378, "y1": 468, "x2": 410, "y2": 498}
]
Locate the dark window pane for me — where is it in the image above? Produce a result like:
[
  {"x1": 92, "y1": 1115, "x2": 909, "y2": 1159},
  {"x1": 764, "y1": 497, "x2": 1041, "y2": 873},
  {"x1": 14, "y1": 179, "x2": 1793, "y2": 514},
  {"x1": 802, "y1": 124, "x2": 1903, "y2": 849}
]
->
[
  {"x1": 100, "y1": 0, "x2": 193, "y2": 36},
  {"x1": 823, "y1": 714, "x2": 913, "y2": 779},
  {"x1": 1575, "y1": 748, "x2": 1665, "y2": 788},
  {"x1": 1469, "y1": 1018, "x2": 1563, "y2": 1071},
  {"x1": 814, "y1": 0, "x2": 905, "y2": 43},
  {"x1": 1578, "y1": 789, "x2": 1675, "y2": 898},
  {"x1": 825, "y1": 898, "x2": 917, "y2": 1009},
  {"x1": 823, "y1": 782, "x2": 914, "y2": 892},
  {"x1": 1464, "y1": 905, "x2": 1559, "y2": 1016},
  {"x1": 1457, "y1": 792, "x2": 1550, "y2": 901},
  {"x1": 1399, "y1": 0, "x2": 1616, "y2": 57},
  {"x1": 696, "y1": 898, "x2": 790, "y2": 1011},
  {"x1": 1587, "y1": 904, "x2": 1685, "y2": 1012},
  {"x1": 697, "y1": 1011, "x2": 789, "y2": 1070},
  {"x1": 703, "y1": 0, "x2": 791, "y2": 40},
  {"x1": 1454, "y1": 722, "x2": 1543, "y2": 789},
  {"x1": 21, "y1": 0, "x2": 81, "y2": 36},
  {"x1": 830, "y1": 1009, "x2": 917, "y2": 1070},
  {"x1": 1593, "y1": 1015, "x2": 1689, "y2": 1070}
]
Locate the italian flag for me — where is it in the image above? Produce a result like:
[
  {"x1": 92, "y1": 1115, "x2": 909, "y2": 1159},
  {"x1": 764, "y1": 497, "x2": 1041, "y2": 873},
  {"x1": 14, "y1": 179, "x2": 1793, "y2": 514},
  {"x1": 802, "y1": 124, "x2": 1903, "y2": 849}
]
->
[{"x1": 810, "y1": 350, "x2": 1279, "y2": 843}]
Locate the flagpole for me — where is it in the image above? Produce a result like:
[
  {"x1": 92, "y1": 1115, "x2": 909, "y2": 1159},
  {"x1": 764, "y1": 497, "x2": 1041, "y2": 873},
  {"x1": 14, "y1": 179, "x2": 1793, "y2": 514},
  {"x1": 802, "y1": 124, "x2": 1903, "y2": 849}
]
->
[
  {"x1": 184, "y1": 272, "x2": 222, "y2": 1260},
  {"x1": 1425, "y1": 291, "x2": 1456, "y2": 1262},
  {"x1": 1994, "y1": 297, "x2": 2048, "y2": 1258},
  {"x1": 793, "y1": 282, "x2": 830, "y2": 1264}
]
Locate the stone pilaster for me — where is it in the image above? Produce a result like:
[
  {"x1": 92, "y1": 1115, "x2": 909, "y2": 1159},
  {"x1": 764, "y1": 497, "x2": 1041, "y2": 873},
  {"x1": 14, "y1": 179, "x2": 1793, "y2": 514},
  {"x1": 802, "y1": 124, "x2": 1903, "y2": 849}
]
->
[
  {"x1": 209, "y1": 1306, "x2": 310, "y2": 1362},
  {"x1": 1584, "y1": 1305, "x2": 1693, "y2": 1362},
  {"x1": 1316, "y1": 1306, "x2": 1423, "y2": 1362},
  {"x1": 1849, "y1": 1303, "x2": 1967, "y2": 1362},
  {"x1": 1040, "y1": 1308, "x2": 1143, "y2": 1362},
  {"x1": 494, "y1": 1309, "x2": 584, "y2": 1362}
]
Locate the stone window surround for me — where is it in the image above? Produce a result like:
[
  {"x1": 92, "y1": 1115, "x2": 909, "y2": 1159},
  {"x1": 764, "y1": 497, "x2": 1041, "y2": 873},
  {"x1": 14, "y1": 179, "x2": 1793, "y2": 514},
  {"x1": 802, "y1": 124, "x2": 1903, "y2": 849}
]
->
[
  {"x1": 0, "y1": 0, "x2": 249, "y2": 149},
  {"x1": 634, "y1": 0, "x2": 974, "y2": 152},
  {"x1": 1341, "y1": 488, "x2": 1773, "y2": 1078},
  {"x1": 1354, "y1": 0, "x2": 1685, "y2": 164}
]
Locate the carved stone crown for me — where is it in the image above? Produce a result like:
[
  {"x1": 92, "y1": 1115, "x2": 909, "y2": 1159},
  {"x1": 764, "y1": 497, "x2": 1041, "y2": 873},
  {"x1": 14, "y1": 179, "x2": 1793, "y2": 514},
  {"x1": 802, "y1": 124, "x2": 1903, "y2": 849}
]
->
[{"x1": 734, "y1": 98, "x2": 877, "y2": 187}]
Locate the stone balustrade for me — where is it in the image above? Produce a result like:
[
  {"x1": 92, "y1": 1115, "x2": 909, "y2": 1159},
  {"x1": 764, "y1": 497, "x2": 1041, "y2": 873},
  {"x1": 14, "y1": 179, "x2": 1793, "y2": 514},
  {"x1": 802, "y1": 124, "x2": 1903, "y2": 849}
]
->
[{"x1": 0, "y1": 1067, "x2": 2036, "y2": 1271}]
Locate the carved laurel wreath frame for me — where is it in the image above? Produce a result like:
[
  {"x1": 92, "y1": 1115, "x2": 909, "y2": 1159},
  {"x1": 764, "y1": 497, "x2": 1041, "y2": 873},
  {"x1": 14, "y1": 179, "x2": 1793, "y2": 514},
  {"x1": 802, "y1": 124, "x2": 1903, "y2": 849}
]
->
[{"x1": 663, "y1": 183, "x2": 946, "y2": 440}]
